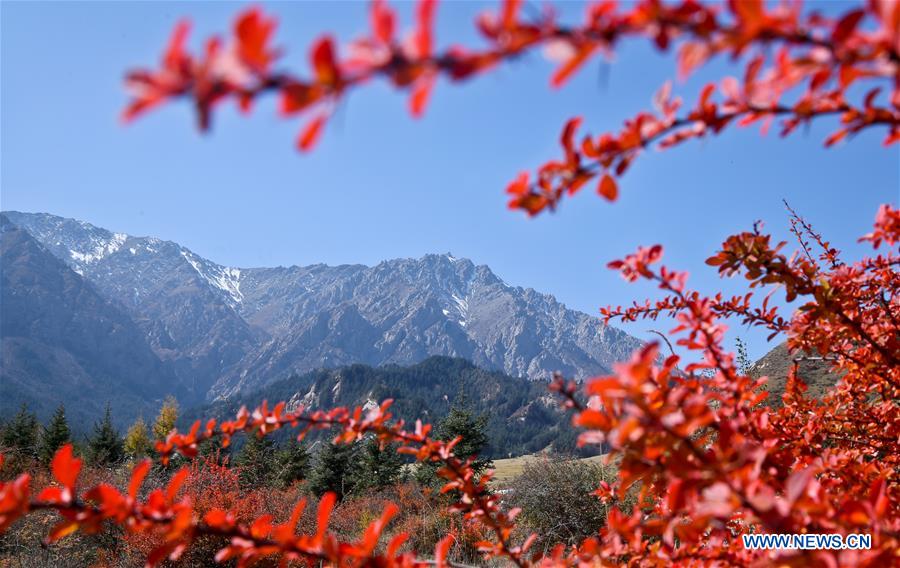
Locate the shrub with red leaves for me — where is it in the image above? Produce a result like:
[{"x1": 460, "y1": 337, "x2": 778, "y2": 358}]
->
[{"x1": 2, "y1": 1, "x2": 898, "y2": 566}]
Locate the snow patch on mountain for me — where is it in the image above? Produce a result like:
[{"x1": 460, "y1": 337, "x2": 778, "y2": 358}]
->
[
  {"x1": 69, "y1": 232, "x2": 126, "y2": 265},
  {"x1": 451, "y1": 293, "x2": 470, "y2": 327},
  {"x1": 179, "y1": 250, "x2": 244, "y2": 306}
]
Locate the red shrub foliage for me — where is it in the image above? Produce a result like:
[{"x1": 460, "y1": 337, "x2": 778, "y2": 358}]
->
[
  {"x1": 555, "y1": 205, "x2": 899, "y2": 565},
  {"x1": 2, "y1": 1, "x2": 898, "y2": 566},
  {"x1": 122, "y1": 456, "x2": 315, "y2": 565}
]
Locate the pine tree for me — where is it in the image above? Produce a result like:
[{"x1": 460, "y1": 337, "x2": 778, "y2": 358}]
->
[
  {"x1": 236, "y1": 431, "x2": 277, "y2": 488},
  {"x1": 152, "y1": 396, "x2": 179, "y2": 441},
  {"x1": 124, "y1": 417, "x2": 152, "y2": 459},
  {"x1": 1, "y1": 404, "x2": 39, "y2": 458},
  {"x1": 309, "y1": 441, "x2": 359, "y2": 499},
  {"x1": 352, "y1": 437, "x2": 403, "y2": 492},
  {"x1": 87, "y1": 404, "x2": 123, "y2": 466},
  {"x1": 736, "y1": 337, "x2": 753, "y2": 376},
  {"x1": 417, "y1": 398, "x2": 493, "y2": 487},
  {"x1": 39, "y1": 405, "x2": 71, "y2": 465},
  {"x1": 276, "y1": 438, "x2": 311, "y2": 488}
]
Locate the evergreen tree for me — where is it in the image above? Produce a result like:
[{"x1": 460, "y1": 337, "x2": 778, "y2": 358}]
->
[
  {"x1": 39, "y1": 405, "x2": 71, "y2": 464},
  {"x1": 417, "y1": 398, "x2": 493, "y2": 487},
  {"x1": 276, "y1": 438, "x2": 311, "y2": 488},
  {"x1": 87, "y1": 404, "x2": 123, "y2": 466},
  {"x1": 236, "y1": 431, "x2": 277, "y2": 488},
  {"x1": 152, "y1": 396, "x2": 179, "y2": 441},
  {"x1": 736, "y1": 337, "x2": 753, "y2": 376},
  {"x1": 352, "y1": 437, "x2": 404, "y2": 492},
  {"x1": 1, "y1": 404, "x2": 39, "y2": 458},
  {"x1": 309, "y1": 441, "x2": 359, "y2": 499},
  {"x1": 124, "y1": 417, "x2": 152, "y2": 459}
]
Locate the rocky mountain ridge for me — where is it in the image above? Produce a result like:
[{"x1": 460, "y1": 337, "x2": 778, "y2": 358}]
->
[
  {"x1": 0, "y1": 214, "x2": 180, "y2": 427},
  {"x1": 2, "y1": 211, "x2": 645, "y2": 406}
]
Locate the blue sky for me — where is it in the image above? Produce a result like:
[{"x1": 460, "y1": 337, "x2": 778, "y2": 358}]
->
[{"x1": 2, "y1": 1, "x2": 897, "y2": 361}]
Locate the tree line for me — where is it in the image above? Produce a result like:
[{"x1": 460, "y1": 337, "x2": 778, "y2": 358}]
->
[{"x1": 0, "y1": 396, "x2": 494, "y2": 500}]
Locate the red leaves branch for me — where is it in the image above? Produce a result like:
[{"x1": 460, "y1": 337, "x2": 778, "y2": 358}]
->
[
  {"x1": 547, "y1": 206, "x2": 900, "y2": 564},
  {"x1": 122, "y1": 1, "x2": 900, "y2": 214},
  {"x1": 1, "y1": 398, "x2": 533, "y2": 567}
]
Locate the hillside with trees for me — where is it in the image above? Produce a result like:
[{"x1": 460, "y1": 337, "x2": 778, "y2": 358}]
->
[{"x1": 184, "y1": 356, "x2": 595, "y2": 459}]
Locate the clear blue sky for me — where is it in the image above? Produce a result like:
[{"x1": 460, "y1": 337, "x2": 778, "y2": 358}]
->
[{"x1": 2, "y1": 1, "x2": 897, "y2": 362}]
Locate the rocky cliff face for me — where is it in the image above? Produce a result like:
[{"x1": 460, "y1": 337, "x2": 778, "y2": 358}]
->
[
  {"x1": 4, "y1": 211, "x2": 263, "y2": 400},
  {"x1": 219, "y1": 254, "x2": 641, "y2": 398},
  {"x1": 0, "y1": 214, "x2": 179, "y2": 427},
  {"x1": 3, "y1": 212, "x2": 644, "y2": 403}
]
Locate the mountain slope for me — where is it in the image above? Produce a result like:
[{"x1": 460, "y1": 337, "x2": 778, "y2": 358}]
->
[
  {"x1": 217, "y1": 254, "x2": 640, "y2": 398},
  {"x1": 750, "y1": 342, "x2": 840, "y2": 405},
  {"x1": 0, "y1": 215, "x2": 180, "y2": 428},
  {"x1": 3, "y1": 211, "x2": 262, "y2": 400},
  {"x1": 184, "y1": 356, "x2": 595, "y2": 459},
  {"x1": 4, "y1": 212, "x2": 644, "y2": 403}
]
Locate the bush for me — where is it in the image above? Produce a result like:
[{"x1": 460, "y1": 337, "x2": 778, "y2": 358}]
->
[{"x1": 507, "y1": 456, "x2": 623, "y2": 552}]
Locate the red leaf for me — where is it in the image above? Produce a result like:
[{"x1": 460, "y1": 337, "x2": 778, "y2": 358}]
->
[
  {"x1": 36, "y1": 486, "x2": 63, "y2": 503},
  {"x1": 560, "y1": 117, "x2": 583, "y2": 164},
  {"x1": 501, "y1": 0, "x2": 521, "y2": 29},
  {"x1": 832, "y1": 9, "x2": 865, "y2": 43},
  {"x1": 297, "y1": 115, "x2": 328, "y2": 152},
  {"x1": 409, "y1": 77, "x2": 435, "y2": 118},
  {"x1": 204, "y1": 509, "x2": 230, "y2": 528},
  {"x1": 359, "y1": 503, "x2": 399, "y2": 552},
  {"x1": 520, "y1": 532, "x2": 537, "y2": 552},
  {"x1": 435, "y1": 533, "x2": 455, "y2": 567},
  {"x1": 371, "y1": 0, "x2": 396, "y2": 44},
  {"x1": 51, "y1": 444, "x2": 81, "y2": 491},
  {"x1": 121, "y1": 92, "x2": 166, "y2": 124},
  {"x1": 551, "y1": 46, "x2": 597, "y2": 88},
  {"x1": 839, "y1": 65, "x2": 863, "y2": 90},
  {"x1": 316, "y1": 492, "x2": 337, "y2": 540},
  {"x1": 146, "y1": 542, "x2": 181, "y2": 567},
  {"x1": 677, "y1": 42, "x2": 708, "y2": 81},
  {"x1": 310, "y1": 36, "x2": 339, "y2": 85},
  {"x1": 415, "y1": 0, "x2": 438, "y2": 57},
  {"x1": 597, "y1": 174, "x2": 618, "y2": 201},
  {"x1": 824, "y1": 129, "x2": 849, "y2": 147},
  {"x1": 698, "y1": 83, "x2": 716, "y2": 109},
  {"x1": 250, "y1": 514, "x2": 273, "y2": 539},
  {"x1": 234, "y1": 7, "x2": 278, "y2": 72},
  {"x1": 163, "y1": 20, "x2": 191, "y2": 71},
  {"x1": 280, "y1": 83, "x2": 321, "y2": 116},
  {"x1": 729, "y1": 0, "x2": 764, "y2": 31},
  {"x1": 166, "y1": 468, "x2": 189, "y2": 502},
  {"x1": 506, "y1": 171, "x2": 529, "y2": 196},
  {"x1": 386, "y1": 532, "x2": 409, "y2": 558},
  {"x1": 288, "y1": 498, "x2": 307, "y2": 532},
  {"x1": 129, "y1": 460, "x2": 151, "y2": 500},
  {"x1": 46, "y1": 520, "x2": 79, "y2": 544}
]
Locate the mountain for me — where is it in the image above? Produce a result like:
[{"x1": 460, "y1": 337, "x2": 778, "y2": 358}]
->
[
  {"x1": 750, "y1": 342, "x2": 839, "y2": 406},
  {"x1": 217, "y1": 254, "x2": 642, "y2": 399},
  {"x1": 2, "y1": 211, "x2": 264, "y2": 400},
  {"x1": 2, "y1": 211, "x2": 644, "y2": 404},
  {"x1": 0, "y1": 214, "x2": 180, "y2": 428},
  {"x1": 183, "y1": 356, "x2": 595, "y2": 459}
]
